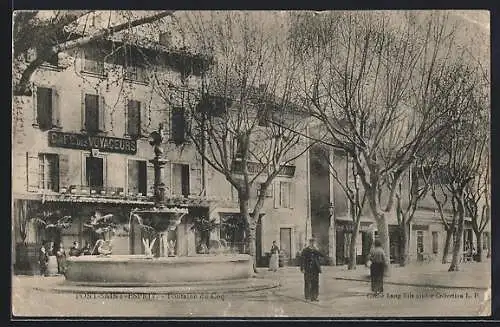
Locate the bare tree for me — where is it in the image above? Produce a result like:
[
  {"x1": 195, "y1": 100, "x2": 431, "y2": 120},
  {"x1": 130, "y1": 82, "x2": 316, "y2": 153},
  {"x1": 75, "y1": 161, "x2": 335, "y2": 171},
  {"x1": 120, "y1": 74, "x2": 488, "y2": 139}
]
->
[
  {"x1": 290, "y1": 11, "x2": 462, "y2": 264},
  {"x1": 12, "y1": 10, "x2": 174, "y2": 96},
  {"x1": 152, "y1": 11, "x2": 313, "y2": 271},
  {"x1": 427, "y1": 61, "x2": 488, "y2": 271},
  {"x1": 464, "y1": 159, "x2": 490, "y2": 262}
]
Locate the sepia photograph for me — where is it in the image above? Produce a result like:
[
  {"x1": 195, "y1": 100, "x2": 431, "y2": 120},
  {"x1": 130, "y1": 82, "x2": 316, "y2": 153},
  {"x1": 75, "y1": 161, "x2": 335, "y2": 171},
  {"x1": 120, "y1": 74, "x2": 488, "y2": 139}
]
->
[{"x1": 11, "y1": 10, "x2": 491, "y2": 318}]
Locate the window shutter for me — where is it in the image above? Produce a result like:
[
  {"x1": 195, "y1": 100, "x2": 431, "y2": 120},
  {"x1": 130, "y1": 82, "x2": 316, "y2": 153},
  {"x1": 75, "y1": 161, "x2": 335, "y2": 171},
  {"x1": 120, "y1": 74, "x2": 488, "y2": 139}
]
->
[
  {"x1": 98, "y1": 96, "x2": 106, "y2": 132},
  {"x1": 58, "y1": 154, "x2": 70, "y2": 190},
  {"x1": 51, "y1": 88, "x2": 61, "y2": 127},
  {"x1": 140, "y1": 101, "x2": 148, "y2": 137},
  {"x1": 80, "y1": 91, "x2": 86, "y2": 131},
  {"x1": 190, "y1": 167, "x2": 202, "y2": 196},
  {"x1": 289, "y1": 182, "x2": 295, "y2": 209},
  {"x1": 146, "y1": 161, "x2": 155, "y2": 196},
  {"x1": 273, "y1": 181, "x2": 280, "y2": 208},
  {"x1": 26, "y1": 152, "x2": 39, "y2": 192},
  {"x1": 124, "y1": 99, "x2": 128, "y2": 135},
  {"x1": 36, "y1": 87, "x2": 52, "y2": 129},
  {"x1": 32, "y1": 84, "x2": 37, "y2": 126}
]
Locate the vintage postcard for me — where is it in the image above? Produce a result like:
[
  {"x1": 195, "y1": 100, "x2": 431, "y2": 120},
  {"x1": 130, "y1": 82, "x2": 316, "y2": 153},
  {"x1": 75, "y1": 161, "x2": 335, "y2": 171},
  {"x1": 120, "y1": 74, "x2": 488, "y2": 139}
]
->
[{"x1": 12, "y1": 10, "x2": 491, "y2": 318}]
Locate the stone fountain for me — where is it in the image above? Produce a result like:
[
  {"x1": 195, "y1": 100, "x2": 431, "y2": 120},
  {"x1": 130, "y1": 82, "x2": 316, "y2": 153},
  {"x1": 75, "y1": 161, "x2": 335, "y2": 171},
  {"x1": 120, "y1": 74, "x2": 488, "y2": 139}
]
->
[{"x1": 63, "y1": 124, "x2": 255, "y2": 287}]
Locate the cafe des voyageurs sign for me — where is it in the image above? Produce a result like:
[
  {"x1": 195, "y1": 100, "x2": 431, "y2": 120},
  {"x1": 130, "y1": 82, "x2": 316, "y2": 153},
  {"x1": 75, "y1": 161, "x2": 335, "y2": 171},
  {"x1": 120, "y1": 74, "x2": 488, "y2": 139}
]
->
[{"x1": 48, "y1": 131, "x2": 137, "y2": 154}]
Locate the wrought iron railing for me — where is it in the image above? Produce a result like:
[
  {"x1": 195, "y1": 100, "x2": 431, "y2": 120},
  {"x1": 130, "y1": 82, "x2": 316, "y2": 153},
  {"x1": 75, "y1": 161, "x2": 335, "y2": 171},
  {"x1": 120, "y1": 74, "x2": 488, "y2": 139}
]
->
[{"x1": 62, "y1": 185, "x2": 130, "y2": 197}]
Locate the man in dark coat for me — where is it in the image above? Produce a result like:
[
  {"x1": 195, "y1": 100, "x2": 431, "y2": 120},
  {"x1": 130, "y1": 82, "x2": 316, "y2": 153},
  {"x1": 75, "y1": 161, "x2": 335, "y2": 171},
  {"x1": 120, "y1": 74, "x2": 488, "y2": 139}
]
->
[
  {"x1": 38, "y1": 242, "x2": 49, "y2": 276},
  {"x1": 300, "y1": 238, "x2": 324, "y2": 301}
]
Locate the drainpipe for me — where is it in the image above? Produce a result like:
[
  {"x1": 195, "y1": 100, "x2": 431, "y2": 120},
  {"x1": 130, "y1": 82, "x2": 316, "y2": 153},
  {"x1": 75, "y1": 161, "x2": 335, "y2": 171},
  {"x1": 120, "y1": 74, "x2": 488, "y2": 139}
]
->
[{"x1": 305, "y1": 124, "x2": 312, "y2": 243}]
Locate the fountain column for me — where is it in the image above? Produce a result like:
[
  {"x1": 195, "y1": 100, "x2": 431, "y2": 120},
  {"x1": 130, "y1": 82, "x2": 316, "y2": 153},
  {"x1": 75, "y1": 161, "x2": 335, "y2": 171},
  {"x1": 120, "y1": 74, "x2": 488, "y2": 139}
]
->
[{"x1": 149, "y1": 123, "x2": 168, "y2": 208}]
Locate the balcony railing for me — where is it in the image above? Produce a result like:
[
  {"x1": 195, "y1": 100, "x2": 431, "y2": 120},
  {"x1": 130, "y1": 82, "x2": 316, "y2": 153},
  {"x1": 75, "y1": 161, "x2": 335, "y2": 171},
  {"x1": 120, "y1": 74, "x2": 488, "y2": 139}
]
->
[
  {"x1": 61, "y1": 185, "x2": 147, "y2": 198},
  {"x1": 231, "y1": 160, "x2": 296, "y2": 177}
]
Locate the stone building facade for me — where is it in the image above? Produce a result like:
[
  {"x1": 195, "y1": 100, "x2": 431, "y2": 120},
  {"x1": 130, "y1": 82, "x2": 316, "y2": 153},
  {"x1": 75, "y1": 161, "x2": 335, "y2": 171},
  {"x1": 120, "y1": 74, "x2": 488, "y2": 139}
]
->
[{"x1": 12, "y1": 16, "x2": 311, "y2": 272}]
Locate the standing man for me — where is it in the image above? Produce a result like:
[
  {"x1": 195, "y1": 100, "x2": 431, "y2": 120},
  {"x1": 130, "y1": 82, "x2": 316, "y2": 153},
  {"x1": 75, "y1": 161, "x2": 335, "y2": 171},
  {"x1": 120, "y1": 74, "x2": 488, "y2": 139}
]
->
[
  {"x1": 300, "y1": 238, "x2": 324, "y2": 301},
  {"x1": 38, "y1": 241, "x2": 49, "y2": 276}
]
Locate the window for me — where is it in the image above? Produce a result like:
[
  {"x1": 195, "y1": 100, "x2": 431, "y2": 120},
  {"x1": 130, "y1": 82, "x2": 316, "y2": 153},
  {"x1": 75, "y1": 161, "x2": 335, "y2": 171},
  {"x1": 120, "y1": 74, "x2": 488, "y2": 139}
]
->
[
  {"x1": 35, "y1": 87, "x2": 60, "y2": 129},
  {"x1": 257, "y1": 103, "x2": 271, "y2": 127},
  {"x1": 86, "y1": 156, "x2": 104, "y2": 188},
  {"x1": 128, "y1": 160, "x2": 147, "y2": 196},
  {"x1": 171, "y1": 107, "x2": 187, "y2": 144},
  {"x1": 172, "y1": 163, "x2": 190, "y2": 197},
  {"x1": 125, "y1": 65, "x2": 148, "y2": 83},
  {"x1": 38, "y1": 153, "x2": 59, "y2": 192},
  {"x1": 257, "y1": 183, "x2": 273, "y2": 197},
  {"x1": 127, "y1": 100, "x2": 141, "y2": 138},
  {"x1": 416, "y1": 231, "x2": 424, "y2": 254},
  {"x1": 432, "y1": 231, "x2": 439, "y2": 254},
  {"x1": 83, "y1": 93, "x2": 105, "y2": 133},
  {"x1": 280, "y1": 181, "x2": 291, "y2": 208},
  {"x1": 83, "y1": 48, "x2": 105, "y2": 75}
]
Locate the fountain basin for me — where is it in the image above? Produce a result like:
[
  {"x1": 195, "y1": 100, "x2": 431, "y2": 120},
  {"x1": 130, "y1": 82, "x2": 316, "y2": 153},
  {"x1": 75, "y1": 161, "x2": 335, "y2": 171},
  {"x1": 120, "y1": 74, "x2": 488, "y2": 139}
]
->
[{"x1": 64, "y1": 254, "x2": 253, "y2": 286}]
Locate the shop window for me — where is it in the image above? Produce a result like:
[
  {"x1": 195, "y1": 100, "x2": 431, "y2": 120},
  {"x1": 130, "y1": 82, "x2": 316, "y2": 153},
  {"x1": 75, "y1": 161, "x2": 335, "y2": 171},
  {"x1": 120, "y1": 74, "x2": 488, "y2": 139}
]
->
[
  {"x1": 432, "y1": 231, "x2": 439, "y2": 254},
  {"x1": 38, "y1": 153, "x2": 59, "y2": 192},
  {"x1": 172, "y1": 163, "x2": 190, "y2": 197},
  {"x1": 127, "y1": 100, "x2": 141, "y2": 138},
  {"x1": 128, "y1": 160, "x2": 147, "y2": 195}
]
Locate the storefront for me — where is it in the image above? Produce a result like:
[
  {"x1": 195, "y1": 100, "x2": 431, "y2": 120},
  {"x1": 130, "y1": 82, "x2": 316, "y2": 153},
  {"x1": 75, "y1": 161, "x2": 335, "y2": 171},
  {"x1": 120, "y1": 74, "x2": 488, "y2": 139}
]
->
[{"x1": 334, "y1": 217, "x2": 376, "y2": 265}]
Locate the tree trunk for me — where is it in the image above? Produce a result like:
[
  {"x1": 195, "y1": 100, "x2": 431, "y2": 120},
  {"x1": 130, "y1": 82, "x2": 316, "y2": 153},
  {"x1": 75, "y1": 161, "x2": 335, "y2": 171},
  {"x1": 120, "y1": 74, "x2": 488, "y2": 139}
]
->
[
  {"x1": 475, "y1": 230, "x2": 482, "y2": 262},
  {"x1": 366, "y1": 187, "x2": 391, "y2": 270},
  {"x1": 248, "y1": 222, "x2": 257, "y2": 273},
  {"x1": 239, "y1": 192, "x2": 258, "y2": 273},
  {"x1": 376, "y1": 214, "x2": 391, "y2": 269},
  {"x1": 449, "y1": 195, "x2": 465, "y2": 271},
  {"x1": 400, "y1": 222, "x2": 411, "y2": 267},
  {"x1": 347, "y1": 220, "x2": 361, "y2": 270},
  {"x1": 442, "y1": 228, "x2": 453, "y2": 264}
]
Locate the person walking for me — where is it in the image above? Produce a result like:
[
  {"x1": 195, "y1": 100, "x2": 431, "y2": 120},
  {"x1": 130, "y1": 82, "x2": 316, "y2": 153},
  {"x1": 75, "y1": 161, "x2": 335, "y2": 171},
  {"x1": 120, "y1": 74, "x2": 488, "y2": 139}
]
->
[
  {"x1": 38, "y1": 242, "x2": 49, "y2": 276},
  {"x1": 268, "y1": 241, "x2": 280, "y2": 272},
  {"x1": 369, "y1": 240, "x2": 387, "y2": 296},
  {"x1": 300, "y1": 238, "x2": 323, "y2": 301}
]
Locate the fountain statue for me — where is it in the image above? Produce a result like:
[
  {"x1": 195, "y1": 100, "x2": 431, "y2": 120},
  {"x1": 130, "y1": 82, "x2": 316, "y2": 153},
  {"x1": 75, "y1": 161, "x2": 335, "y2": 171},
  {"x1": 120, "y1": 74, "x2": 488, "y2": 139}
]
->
[{"x1": 63, "y1": 124, "x2": 254, "y2": 286}]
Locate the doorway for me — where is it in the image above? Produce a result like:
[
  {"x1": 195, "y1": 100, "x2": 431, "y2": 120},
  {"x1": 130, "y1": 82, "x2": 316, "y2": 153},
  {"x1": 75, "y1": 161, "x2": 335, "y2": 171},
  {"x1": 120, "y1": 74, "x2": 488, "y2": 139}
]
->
[{"x1": 280, "y1": 228, "x2": 292, "y2": 261}]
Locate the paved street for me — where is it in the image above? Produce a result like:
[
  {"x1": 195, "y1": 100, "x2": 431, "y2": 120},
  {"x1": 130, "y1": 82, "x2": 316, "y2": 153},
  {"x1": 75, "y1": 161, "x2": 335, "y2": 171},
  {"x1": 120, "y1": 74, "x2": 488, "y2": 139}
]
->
[{"x1": 12, "y1": 262, "x2": 490, "y2": 318}]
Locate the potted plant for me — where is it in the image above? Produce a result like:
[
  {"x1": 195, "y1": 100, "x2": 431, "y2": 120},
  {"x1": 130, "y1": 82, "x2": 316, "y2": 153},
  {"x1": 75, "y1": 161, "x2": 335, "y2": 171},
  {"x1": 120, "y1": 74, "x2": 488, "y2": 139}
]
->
[{"x1": 190, "y1": 216, "x2": 219, "y2": 254}]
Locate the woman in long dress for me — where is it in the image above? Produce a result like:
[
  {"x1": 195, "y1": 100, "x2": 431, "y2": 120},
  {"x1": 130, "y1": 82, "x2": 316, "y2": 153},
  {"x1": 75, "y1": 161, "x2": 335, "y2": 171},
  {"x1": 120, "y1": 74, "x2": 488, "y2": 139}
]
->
[
  {"x1": 369, "y1": 240, "x2": 387, "y2": 295},
  {"x1": 269, "y1": 241, "x2": 280, "y2": 272},
  {"x1": 56, "y1": 242, "x2": 67, "y2": 274}
]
